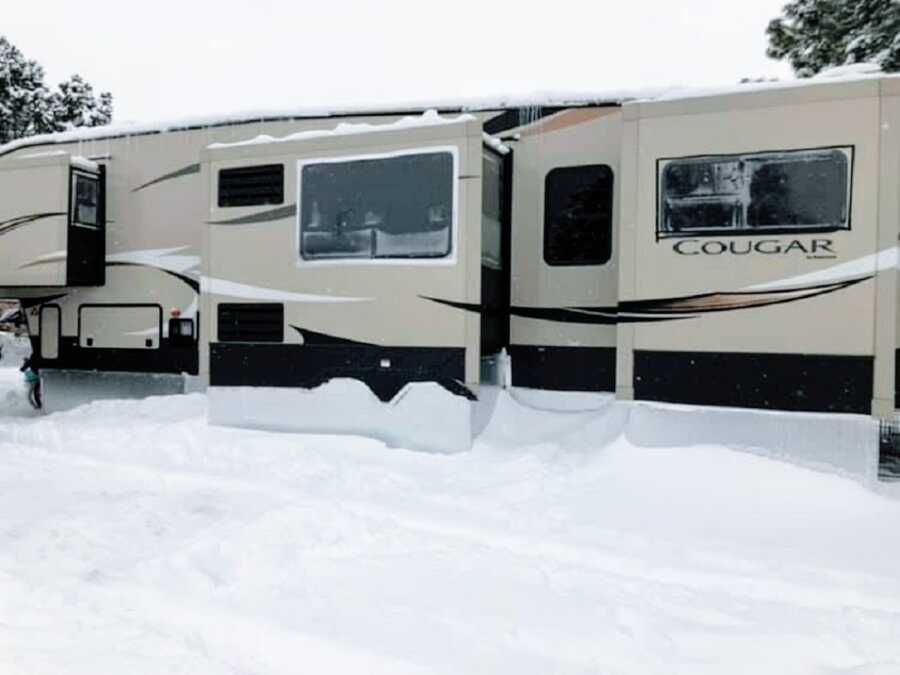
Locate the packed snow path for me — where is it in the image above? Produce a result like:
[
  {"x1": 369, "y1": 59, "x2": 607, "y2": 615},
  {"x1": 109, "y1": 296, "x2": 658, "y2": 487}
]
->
[{"x1": 1, "y1": 372, "x2": 900, "y2": 674}]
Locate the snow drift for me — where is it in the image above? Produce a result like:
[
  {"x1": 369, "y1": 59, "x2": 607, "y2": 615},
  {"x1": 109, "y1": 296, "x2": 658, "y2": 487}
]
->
[{"x1": 1, "y1": 370, "x2": 900, "y2": 674}]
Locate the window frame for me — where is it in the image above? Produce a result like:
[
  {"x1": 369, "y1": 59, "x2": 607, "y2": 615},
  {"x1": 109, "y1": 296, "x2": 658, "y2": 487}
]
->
[
  {"x1": 70, "y1": 170, "x2": 101, "y2": 229},
  {"x1": 542, "y1": 163, "x2": 615, "y2": 267},
  {"x1": 655, "y1": 145, "x2": 854, "y2": 240},
  {"x1": 218, "y1": 163, "x2": 285, "y2": 208},
  {"x1": 296, "y1": 145, "x2": 459, "y2": 267}
]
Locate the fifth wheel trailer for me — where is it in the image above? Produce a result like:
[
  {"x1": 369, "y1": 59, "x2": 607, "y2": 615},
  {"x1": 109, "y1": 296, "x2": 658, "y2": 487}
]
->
[
  {"x1": 0, "y1": 95, "x2": 627, "y2": 416},
  {"x1": 0, "y1": 73, "x2": 899, "y2": 471}
]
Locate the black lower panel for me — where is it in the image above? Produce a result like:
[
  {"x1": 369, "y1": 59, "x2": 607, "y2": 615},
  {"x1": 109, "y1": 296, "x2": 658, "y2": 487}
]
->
[
  {"x1": 209, "y1": 343, "x2": 471, "y2": 402},
  {"x1": 634, "y1": 350, "x2": 873, "y2": 414},
  {"x1": 879, "y1": 420, "x2": 900, "y2": 481},
  {"x1": 894, "y1": 349, "x2": 900, "y2": 409},
  {"x1": 509, "y1": 345, "x2": 615, "y2": 392},
  {"x1": 32, "y1": 336, "x2": 198, "y2": 375}
]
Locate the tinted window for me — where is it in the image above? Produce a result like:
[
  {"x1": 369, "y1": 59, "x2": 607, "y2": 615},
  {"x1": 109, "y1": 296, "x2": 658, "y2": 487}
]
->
[
  {"x1": 219, "y1": 164, "x2": 284, "y2": 207},
  {"x1": 300, "y1": 151, "x2": 454, "y2": 260},
  {"x1": 544, "y1": 164, "x2": 614, "y2": 266},
  {"x1": 482, "y1": 152, "x2": 505, "y2": 270},
  {"x1": 72, "y1": 173, "x2": 99, "y2": 227},
  {"x1": 658, "y1": 147, "x2": 851, "y2": 237}
]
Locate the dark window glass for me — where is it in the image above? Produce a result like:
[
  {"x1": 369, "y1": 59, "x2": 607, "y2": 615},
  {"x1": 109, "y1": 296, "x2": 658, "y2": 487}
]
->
[
  {"x1": 482, "y1": 152, "x2": 504, "y2": 270},
  {"x1": 218, "y1": 164, "x2": 284, "y2": 207},
  {"x1": 300, "y1": 151, "x2": 454, "y2": 260},
  {"x1": 72, "y1": 173, "x2": 99, "y2": 227},
  {"x1": 543, "y1": 164, "x2": 614, "y2": 266},
  {"x1": 747, "y1": 153, "x2": 848, "y2": 226},
  {"x1": 658, "y1": 148, "x2": 851, "y2": 236}
]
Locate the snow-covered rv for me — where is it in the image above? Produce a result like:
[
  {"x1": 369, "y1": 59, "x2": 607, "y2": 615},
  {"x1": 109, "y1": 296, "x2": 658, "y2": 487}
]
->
[
  {"x1": 0, "y1": 95, "x2": 627, "y2": 438},
  {"x1": 1, "y1": 72, "x2": 899, "y2": 471}
]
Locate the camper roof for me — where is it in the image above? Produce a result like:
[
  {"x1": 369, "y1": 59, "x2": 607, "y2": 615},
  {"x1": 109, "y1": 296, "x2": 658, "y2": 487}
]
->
[
  {"x1": 624, "y1": 68, "x2": 900, "y2": 119},
  {"x1": 1, "y1": 70, "x2": 898, "y2": 156},
  {"x1": 0, "y1": 87, "x2": 661, "y2": 158}
]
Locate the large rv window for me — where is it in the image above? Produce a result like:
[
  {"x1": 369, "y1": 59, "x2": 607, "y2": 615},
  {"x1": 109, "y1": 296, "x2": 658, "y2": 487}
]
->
[
  {"x1": 218, "y1": 164, "x2": 284, "y2": 207},
  {"x1": 71, "y1": 173, "x2": 99, "y2": 227},
  {"x1": 544, "y1": 164, "x2": 614, "y2": 266},
  {"x1": 299, "y1": 151, "x2": 454, "y2": 261},
  {"x1": 657, "y1": 147, "x2": 852, "y2": 237}
]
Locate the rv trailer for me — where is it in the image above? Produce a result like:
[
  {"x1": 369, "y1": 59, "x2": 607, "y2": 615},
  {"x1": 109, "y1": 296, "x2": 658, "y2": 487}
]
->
[
  {"x1": 1, "y1": 72, "x2": 900, "y2": 473},
  {"x1": 0, "y1": 94, "x2": 627, "y2": 446}
]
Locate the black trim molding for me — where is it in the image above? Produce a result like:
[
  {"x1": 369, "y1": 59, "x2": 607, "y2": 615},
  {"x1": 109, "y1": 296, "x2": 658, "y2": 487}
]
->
[
  {"x1": 33, "y1": 336, "x2": 198, "y2": 375},
  {"x1": 210, "y1": 343, "x2": 473, "y2": 402},
  {"x1": 894, "y1": 349, "x2": 900, "y2": 410},
  {"x1": 510, "y1": 345, "x2": 615, "y2": 392},
  {"x1": 634, "y1": 350, "x2": 873, "y2": 414}
]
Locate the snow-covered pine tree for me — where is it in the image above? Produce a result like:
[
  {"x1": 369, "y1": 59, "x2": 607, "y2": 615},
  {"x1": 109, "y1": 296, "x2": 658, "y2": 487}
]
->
[
  {"x1": 767, "y1": 0, "x2": 900, "y2": 76},
  {"x1": 52, "y1": 75, "x2": 114, "y2": 131},
  {"x1": 0, "y1": 36, "x2": 113, "y2": 145}
]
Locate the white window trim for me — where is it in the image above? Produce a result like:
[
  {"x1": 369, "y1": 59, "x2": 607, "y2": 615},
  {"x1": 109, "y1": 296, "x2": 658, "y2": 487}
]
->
[{"x1": 295, "y1": 145, "x2": 459, "y2": 268}]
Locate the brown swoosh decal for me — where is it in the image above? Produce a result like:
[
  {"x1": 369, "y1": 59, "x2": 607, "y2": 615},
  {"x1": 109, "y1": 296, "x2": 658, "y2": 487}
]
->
[{"x1": 620, "y1": 278, "x2": 870, "y2": 316}]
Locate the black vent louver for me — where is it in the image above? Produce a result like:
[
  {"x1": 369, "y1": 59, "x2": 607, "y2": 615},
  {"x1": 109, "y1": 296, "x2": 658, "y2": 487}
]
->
[
  {"x1": 218, "y1": 303, "x2": 284, "y2": 342},
  {"x1": 218, "y1": 164, "x2": 284, "y2": 207}
]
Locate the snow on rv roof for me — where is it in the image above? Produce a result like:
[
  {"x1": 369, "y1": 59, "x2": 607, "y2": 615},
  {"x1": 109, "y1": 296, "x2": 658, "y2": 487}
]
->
[
  {"x1": 1, "y1": 70, "x2": 897, "y2": 156},
  {"x1": 0, "y1": 87, "x2": 662, "y2": 156},
  {"x1": 207, "y1": 110, "x2": 477, "y2": 150},
  {"x1": 639, "y1": 63, "x2": 896, "y2": 104}
]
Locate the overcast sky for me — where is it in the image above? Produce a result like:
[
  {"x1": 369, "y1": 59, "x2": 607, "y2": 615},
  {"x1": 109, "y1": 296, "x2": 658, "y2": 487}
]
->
[{"x1": 6, "y1": 0, "x2": 794, "y2": 123}]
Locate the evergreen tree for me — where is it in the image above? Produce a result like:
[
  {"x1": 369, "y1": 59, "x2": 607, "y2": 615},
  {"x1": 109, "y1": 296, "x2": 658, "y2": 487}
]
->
[
  {"x1": 52, "y1": 75, "x2": 114, "y2": 130},
  {"x1": 767, "y1": 0, "x2": 900, "y2": 76},
  {"x1": 0, "y1": 36, "x2": 113, "y2": 145}
]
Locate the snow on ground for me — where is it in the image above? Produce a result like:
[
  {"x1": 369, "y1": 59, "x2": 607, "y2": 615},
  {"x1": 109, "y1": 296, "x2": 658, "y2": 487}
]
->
[{"x1": 1, "y1": 368, "x2": 900, "y2": 674}]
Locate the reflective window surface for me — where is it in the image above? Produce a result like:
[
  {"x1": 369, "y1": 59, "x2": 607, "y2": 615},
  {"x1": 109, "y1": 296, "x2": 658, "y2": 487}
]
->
[
  {"x1": 482, "y1": 152, "x2": 505, "y2": 270},
  {"x1": 72, "y1": 173, "x2": 99, "y2": 227},
  {"x1": 300, "y1": 151, "x2": 454, "y2": 261},
  {"x1": 658, "y1": 147, "x2": 851, "y2": 237}
]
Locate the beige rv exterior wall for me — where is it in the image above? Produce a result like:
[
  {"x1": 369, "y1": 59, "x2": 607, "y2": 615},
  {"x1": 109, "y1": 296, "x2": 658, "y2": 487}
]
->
[
  {"x1": 201, "y1": 119, "x2": 484, "y2": 386},
  {"x1": 0, "y1": 154, "x2": 70, "y2": 288},
  {"x1": 510, "y1": 107, "x2": 621, "y2": 348},
  {"x1": 616, "y1": 77, "x2": 900, "y2": 413},
  {"x1": 0, "y1": 112, "x2": 494, "y2": 378},
  {"x1": 620, "y1": 92, "x2": 880, "y2": 351}
]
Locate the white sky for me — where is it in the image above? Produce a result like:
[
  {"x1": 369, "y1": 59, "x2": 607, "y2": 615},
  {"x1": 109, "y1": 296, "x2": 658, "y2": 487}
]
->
[{"x1": 5, "y1": 0, "x2": 794, "y2": 123}]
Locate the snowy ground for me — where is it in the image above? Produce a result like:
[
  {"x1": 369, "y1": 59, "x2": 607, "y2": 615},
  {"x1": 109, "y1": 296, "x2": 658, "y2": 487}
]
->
[{"x1": 1, "y1": 366, "x2": 900, "y2": 674}]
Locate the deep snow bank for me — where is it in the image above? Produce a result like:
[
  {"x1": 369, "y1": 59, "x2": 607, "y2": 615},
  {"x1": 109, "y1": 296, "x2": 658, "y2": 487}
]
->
[
  {"x1": 0, "y1": 332, "x2": 30, "y2": 367},
  {"x1": 1, "y1": 380, "x2": 900, "y2": 674}
]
